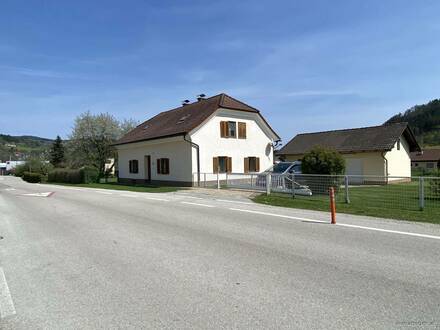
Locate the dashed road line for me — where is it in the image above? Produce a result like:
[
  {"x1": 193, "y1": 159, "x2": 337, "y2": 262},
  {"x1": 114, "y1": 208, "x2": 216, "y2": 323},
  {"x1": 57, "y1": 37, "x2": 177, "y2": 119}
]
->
[
  {"x1": 181, "y1": 201, "x2": 215, "y2": 208},
  {"x1": 95, "y1": 191, "x2": 113, "y2": 195},
  {"x1": 216, "y1": 199, "x2": 254, "y2": 205},
  {"x1": 142, "y1": 196, "x2": 169, "y2": 202},
  {"x1": 229, "y1": 208, "x2": 327, "y2": 223},
  {"x1": 0, "y1": 268, "x2": 16, "y2": 319},
  {"x1": 120, "y1": 194, "x2": 138, "y2": 198}
]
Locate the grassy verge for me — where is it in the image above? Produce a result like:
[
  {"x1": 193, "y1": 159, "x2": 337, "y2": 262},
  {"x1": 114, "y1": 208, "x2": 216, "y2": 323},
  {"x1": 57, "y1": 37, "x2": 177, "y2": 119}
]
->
[
  {"x1": 253, "y1": 183, "x2": 440, "y2": 225},
  {"x1": 44, "y1": 182, "x2": 183, "y2": 193}
]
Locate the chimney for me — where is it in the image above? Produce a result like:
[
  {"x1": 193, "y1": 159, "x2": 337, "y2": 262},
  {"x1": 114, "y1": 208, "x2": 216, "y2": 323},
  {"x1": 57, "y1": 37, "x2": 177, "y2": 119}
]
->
[
  {"x1": 197, "y1": 93, "x2": 206, "y2": 101},
  {"x1": 181, "y1": 99, "x2": 190, "y2": 106}
]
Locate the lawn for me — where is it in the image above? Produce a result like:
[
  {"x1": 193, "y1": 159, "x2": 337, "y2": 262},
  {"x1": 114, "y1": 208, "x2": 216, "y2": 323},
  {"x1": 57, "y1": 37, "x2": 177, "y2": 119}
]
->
[
  {"x1": 253, "y1": 181, "x2": 440, "y2": 224},
  {"x1": 44, "y1": 181, "x2": 183, "y2": 193}
]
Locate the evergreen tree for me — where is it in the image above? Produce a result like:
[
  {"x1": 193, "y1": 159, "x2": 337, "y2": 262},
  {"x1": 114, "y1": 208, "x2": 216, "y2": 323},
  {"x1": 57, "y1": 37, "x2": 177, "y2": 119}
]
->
[{"x1": 50, "y1": 135, "x2": 65, "y2": 167}]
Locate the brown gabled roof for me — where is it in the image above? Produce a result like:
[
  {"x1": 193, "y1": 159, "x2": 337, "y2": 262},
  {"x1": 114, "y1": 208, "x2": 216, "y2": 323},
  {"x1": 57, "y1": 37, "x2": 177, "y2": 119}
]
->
[
  {"x1": 278, "y1": 122, "x2": 421, "y2": 155},
  {"x1": 410, "y1": 149, "x2": 440, "y2": 162},
  {"x1": 114, "y1": 93, "x2": 279, "y2": 145}
]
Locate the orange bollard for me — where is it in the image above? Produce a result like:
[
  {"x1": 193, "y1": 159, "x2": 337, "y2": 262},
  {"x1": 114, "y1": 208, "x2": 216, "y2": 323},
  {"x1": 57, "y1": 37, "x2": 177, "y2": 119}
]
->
[{"x1": 329, "y1": 187, "x2": 336, "y2": 224}]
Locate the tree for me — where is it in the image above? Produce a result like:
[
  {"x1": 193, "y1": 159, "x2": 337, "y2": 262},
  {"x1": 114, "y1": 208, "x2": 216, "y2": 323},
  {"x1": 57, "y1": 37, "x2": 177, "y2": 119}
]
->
[
  {"x1": 301, "y1": 146, "x2": 345, "y2": 175},
  {"x1": 68, "y1": 111, "x2": 137, "y2": 177},
  {"x1": 49, "y1": 135, "x2": 65, "y2": 167}
]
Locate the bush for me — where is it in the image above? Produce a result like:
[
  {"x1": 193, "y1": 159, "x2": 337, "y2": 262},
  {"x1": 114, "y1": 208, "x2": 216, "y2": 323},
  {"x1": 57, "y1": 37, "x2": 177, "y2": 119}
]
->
[
  {"x1": 302, "y1": 146, "x2": 345, "y2": 175},
  {"x1": 48, "y1": 168, "x2": 82, "y2": 184},
  {"x1": 80, "y1": 166, "x2": 99, "y2": 183},
  {"x1": 22, "y1": 172, "x2": 42, "y2": 183},
  {"x1": 14, "y1": 159, "x2": 53, "y2": 177},
  {"x1": 428, "y1": 171, "x2": 440, "y2": 199}
]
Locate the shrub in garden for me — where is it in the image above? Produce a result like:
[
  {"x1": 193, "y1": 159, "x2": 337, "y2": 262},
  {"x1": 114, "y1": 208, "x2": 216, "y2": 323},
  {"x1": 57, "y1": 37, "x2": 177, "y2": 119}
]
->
[
  {"x1": 80, "y1": 166, "x2": 99, "y2": 183},
  {"x1": 22, "y1": 172, "x2": 42, "y2": 183},
  {"x1": 428, "y1": 171, "x2": 440, "y2": 199},
  {"x1": 301, "y1": 146, "x2": 345, "y2": 194}
]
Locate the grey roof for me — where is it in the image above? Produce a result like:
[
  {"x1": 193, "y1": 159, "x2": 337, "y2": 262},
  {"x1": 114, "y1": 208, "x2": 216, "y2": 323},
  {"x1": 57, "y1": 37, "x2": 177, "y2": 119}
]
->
[
  {"x1": 114, "y1": 93, "x2": 280, "y2": 145},
  {"x1": 278, "y1": 122, "x2": 421, "y2": 155},
  {"x1": 410, "y1": 149, "x2": 440, "y2": 161}
]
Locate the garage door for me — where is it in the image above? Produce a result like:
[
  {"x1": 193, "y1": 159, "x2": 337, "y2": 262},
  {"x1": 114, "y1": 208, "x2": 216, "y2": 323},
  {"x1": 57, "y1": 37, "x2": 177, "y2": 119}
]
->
[{"x1": 345, "y1": 159, "x2": 363, "y2": 183}]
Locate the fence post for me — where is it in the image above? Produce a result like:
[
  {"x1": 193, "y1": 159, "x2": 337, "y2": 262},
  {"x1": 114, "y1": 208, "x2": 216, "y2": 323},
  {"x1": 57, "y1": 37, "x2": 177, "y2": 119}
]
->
[
  {"x1": 291, "y1": 172, "x2": 295, "y2": 199},
  {"x1": 329, "y1": 187, "x2": 336, "y2": 224},
  {"x1": 217, "y1": 172, "x2": 220, "y2": 189},
  {"x1": 344, "y1": 175, "x2": 350, "y2": 204},
  {"x1": 419, "y1": 177, "x2": 425, "y2": 210},
  {"x1": 266, "y1": 173, "x2": 271, "y2": 195},
  {"x1": 204, "y1": 173, "x2": 206, "y2": 187},
  {"x1": 226, "y1": 172, "x2": 228, "y2": 187}
]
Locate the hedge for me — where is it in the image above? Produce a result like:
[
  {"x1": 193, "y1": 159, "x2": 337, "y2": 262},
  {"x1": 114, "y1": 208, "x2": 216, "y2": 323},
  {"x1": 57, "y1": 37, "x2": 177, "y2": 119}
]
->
[
  {"x1": 22, "y1": 172, "x2": 42, "y2": 183},
  {"x1": 47, "y1": 166, "x2": 99, "y2": 184},
  {"x1": 48, "y1": 169, "x2": 82, "y2": 184}
]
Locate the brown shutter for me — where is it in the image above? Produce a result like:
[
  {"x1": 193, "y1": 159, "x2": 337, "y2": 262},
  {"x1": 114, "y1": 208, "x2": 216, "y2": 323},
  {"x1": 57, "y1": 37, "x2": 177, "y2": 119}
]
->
[
  {"x1": 244, "y1": 157, "x2": 249, "y2": 173},
  {"x1": 238, "y1": 122, "x2": 246, "y2": 139},
  {"x1": 220, "y1": 121, "x2": 228, "y2": 138},
  {"x1": 165, "y1": 159, "x2": 170, "y2": 174},
  {"x1": 227, "y1": 157, "x2": 232, "y2": 173},
  {"x1": 256, "y1": 157, "x2": 260, "y2": 172},
  {"x1": 213, "y1": 157, "x2": 219, "y2": 173},
  {"x1": 157, "y1": 159, "x2": 161, "y2": 174}
]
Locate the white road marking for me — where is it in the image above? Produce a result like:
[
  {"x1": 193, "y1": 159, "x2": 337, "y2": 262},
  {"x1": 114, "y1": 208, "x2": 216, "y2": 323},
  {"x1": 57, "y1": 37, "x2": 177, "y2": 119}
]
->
[
  {"x1": 230, "y1": 208, "x2": 327, "y2": 223},
  {"x1": 336, "y1": 223, "x2": 440, "y2": 240},
  {"x1": 180, "y1": 196, "x2": 204, "y2": 200},
  {"x1": 120, "y1": 194, "x2": 138, "y2": 198},
  {"x1": 216, "y1": 199, "x2": 254, "y2": 205},
  {"x1": 142, "y1": 196, "x2": 169, "y2": 202},
  {"x1": 95, "y1": 191, "x2": 113, "y2": 195},
  {"x1": 21, "y1": 192, "x2": 54, "y2": 197},
  {"x1": 181, "y1": 201, "x2": 215, "y2": 208},
  {"x1": 230, "y1": 208, "x2": 440, "y2": 241},
  {"x1": 0, "y1": 268, "x2": 16, "y2": 319},
  {"x1": 4, "y1": 188, "x2": 15, "y2": 191}
]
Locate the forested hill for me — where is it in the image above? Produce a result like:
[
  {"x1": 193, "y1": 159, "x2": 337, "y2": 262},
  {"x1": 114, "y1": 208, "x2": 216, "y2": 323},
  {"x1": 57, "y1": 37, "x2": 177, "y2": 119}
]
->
[
  {"x1": 385, "y1": 99, "x2": 440, "y2": 146},
  {"x1": 0, "y1": 134, "x2": 53, "y2": 162}
]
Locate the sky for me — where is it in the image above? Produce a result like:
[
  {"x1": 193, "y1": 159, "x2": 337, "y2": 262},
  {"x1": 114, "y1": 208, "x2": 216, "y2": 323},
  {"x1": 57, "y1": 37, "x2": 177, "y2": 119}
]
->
[{"x1": 1, "y1": 0, "x2": 439, "y2": 143}]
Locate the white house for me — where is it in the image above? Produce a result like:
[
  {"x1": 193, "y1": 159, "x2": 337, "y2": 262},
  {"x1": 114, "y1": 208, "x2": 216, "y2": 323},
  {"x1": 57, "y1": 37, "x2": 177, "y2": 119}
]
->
[
  {"x1": 277, "y1": 122, "x2": 421, "y2": 182},
  {"x1": 113, "y1": 93, "x2": 280, "y2": 186}
]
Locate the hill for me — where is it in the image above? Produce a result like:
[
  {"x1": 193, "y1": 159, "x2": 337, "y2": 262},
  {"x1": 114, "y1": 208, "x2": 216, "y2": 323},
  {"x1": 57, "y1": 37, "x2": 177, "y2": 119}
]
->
[
  {"x1": 385, "y1": 99, "x2": 440, "y2": 146},
  {"x1": 0, "y1": 134, "x2": 53, "y2": 162}
]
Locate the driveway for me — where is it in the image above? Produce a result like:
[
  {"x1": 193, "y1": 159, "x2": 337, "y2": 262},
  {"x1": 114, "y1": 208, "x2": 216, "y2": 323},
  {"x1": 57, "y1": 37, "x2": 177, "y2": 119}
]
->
[{"x1": 0, "y1": 176, "x2": 439, "y2": 329}]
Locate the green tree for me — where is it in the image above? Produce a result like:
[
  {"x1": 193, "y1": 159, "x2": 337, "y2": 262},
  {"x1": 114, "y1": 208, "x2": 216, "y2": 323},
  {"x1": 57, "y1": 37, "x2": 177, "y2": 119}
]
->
[
  {"x1": 301, "y1": 146, "x2": 345, "y2": 175},
  {"x1": 67, "y1": 111, "x2": 137, "y2": 177},
  {"x1": 49, "y1": 135, "x2": 65, "y2": 167}
]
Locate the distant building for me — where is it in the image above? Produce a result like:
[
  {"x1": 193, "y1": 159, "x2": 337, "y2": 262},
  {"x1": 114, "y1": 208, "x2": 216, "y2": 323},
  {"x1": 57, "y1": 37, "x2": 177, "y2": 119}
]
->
[
  {"x1": 5, "y1": 160, "x2": 25, "y2": 173},
  {"x1": 277, "y1": 122, "x2": 421, "y2": 181},
  {"x1": 0, "y1": 163, "x2": 6, "y2": 176},
  {"x1": 410, "y1": 149, "x2": 440, "y2": 170}
]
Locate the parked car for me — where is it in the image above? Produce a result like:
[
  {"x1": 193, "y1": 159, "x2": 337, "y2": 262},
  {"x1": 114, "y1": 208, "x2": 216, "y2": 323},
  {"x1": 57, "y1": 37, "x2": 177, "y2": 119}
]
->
[{"x1": 256, "y1": 161, "x2": 312, "y2": 196}]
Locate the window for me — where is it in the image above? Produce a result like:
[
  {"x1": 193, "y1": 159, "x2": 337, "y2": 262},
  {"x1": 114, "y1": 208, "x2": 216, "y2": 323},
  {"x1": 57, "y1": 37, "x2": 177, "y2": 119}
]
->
[
  {"x1": 397, "y1": 139, "x2": 401, "y2": 150},
  {"x1": 157, "y1": 158, "x2": 170, "y2": 174},
  {"x1": 220, "y1": 121, "x2": 237, "y2": 138},
  {"x1": 427, "y1": 162, "x2": 434, "y2": 169},
  {"x1": 244, "y1": 157, "x2": 260, "y2": 173},
  {"x1": 129, "y1": 160, "x2": 139, "y2": 173},
  {"x1": 213, "y1": 156, "x2": 232, "y2": 173},
  {"x1": 238, "y1": 122, "x2": 247, "y2": 139}
]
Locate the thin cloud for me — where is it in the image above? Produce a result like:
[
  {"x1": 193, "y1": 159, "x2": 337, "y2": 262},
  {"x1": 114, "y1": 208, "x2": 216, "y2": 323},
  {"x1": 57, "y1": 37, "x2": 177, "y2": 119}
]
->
[{"x1": 0, "y1": 65, "x2": 89, "y2": 79}]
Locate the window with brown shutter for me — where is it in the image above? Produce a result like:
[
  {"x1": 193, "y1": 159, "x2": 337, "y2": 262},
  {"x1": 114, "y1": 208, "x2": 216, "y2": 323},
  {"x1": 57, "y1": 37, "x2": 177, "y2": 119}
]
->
[
  {"x1": 129, "y1": 160, "x2": 139, "y2": 173},
  {"x1": 246, "y1": 157, "x2": 260, "y2": 172},
  {"x1": 214, "y1": 156, "x2": 230, "y2": 173},
  {"x1": 157, "y1": 158, "x2": 170, "y2": 174},
  {"x1": 238, "y1": 122, "x2": 246, "y2": 139}
]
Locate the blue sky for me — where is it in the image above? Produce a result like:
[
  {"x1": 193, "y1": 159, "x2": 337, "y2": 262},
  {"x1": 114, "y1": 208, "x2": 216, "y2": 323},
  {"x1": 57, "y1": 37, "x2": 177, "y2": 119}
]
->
[{"x1": 1, "y1": 0, "x2": 439, "y2": 142}]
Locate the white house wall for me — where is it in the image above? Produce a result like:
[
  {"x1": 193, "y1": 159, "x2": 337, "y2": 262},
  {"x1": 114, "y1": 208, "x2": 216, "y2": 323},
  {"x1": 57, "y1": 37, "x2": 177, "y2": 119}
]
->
[
  {"x1": 385, "y1": 136, "x2": 411, "y2": 179},
  {"x1": 189, "y1": 109, "x2": 275, "y2": 175},
  {"x1": 116, "y1": 137, "x2": 192, "y2": 183}
]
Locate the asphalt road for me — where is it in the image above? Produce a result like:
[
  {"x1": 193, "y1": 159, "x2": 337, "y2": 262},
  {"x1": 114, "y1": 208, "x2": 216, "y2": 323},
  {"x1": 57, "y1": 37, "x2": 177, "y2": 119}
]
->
[{"x1": 0, "y1": 176, "x2": 439, "y2": 329}]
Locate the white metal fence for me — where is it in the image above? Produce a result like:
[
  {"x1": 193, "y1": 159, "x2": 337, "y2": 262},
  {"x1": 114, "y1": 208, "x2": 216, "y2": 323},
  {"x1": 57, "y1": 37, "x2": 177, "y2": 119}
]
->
[{"x1": 192, "y1": 172, "x2": 440, "y2": 214}]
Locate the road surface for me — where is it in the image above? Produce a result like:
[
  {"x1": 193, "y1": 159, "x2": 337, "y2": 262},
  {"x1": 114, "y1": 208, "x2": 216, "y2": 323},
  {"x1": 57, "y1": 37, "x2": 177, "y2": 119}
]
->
[{"x1": 0, "y1": 176, "x2": 439, "y2": 329}]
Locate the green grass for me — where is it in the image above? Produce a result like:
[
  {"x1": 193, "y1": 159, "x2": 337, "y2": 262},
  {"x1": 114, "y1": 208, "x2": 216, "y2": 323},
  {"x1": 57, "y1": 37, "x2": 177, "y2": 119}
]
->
[
  {"x1": 253, "y1": 182, "x2": 440, "y2": 224},
  {"x1": 44, "y1": 182, "x2": 183, "y2": 193}
]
